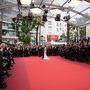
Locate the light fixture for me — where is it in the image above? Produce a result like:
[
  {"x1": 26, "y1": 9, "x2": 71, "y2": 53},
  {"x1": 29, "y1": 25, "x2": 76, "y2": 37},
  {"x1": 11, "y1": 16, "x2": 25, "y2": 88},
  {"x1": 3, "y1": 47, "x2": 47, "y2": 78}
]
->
[
  {"x1": 42, "y1": 5, "x2": 46, "y2": 9},
  {"x1": 41, "y1": 9, "x2": 48, "y2": 22},
  {"x1": 17, "y1": 0, "x2": 21, "y2": 5},
  {"x1": 44, "y1": 9, "x2": 48, "y2": 14},
  {"x1": 30, "y1": 3, "x2": 35, "y2": 8},
  {"x1": 55, "y1": 14, "x2": 61, "y2": 21},
  {"x1": 20, "y1": 0, "x2": 31, "y2": 5},
  {"x1": 69, "y1": 0, "x2": 82, "y2": 7},
  {"x1": 42, "y1": 14, "x2": 47, "y2": 22},
  {"x1": 28, "y1": 12, "x2": 33, "y2": 21},
  {"x1": 63, "y1": 14, "x2": 70, "y2": 21}
]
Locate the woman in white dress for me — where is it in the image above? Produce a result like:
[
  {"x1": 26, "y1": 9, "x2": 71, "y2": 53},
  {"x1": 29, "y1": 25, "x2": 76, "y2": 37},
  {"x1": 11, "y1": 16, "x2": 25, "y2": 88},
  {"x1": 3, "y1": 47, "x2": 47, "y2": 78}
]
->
[{"x1": 43, "y1": 46, "x2": 48, "y2": 59}]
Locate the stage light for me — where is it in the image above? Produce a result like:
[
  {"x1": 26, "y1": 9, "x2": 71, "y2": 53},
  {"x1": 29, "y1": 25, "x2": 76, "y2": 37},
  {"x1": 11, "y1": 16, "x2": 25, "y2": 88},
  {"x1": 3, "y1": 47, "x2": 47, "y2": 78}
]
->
[
  {"x1": 63, "y1": 15, "x2": 70, "y2": 21},
  {"x1": 28, "y1": 12, "x2": 33, "y2": 21},
  {"x1": 17, "y1": 0, "x2": 21, "y2": 5},
  {"x1": 42, "y1": 5, "x2": 46, "y2": 9},
  {"x1": 30, "y1": 3, "x2": 35, "y2": 8},
  {"x1": 44, "y1": 9, "x2": 48, "y2": 14},
  {"x1": 55, "y1": 14, "x2": 61, "y2": 21},
  {"x1": 42, "y1": 14, "x2": 47, "y2": 22}
]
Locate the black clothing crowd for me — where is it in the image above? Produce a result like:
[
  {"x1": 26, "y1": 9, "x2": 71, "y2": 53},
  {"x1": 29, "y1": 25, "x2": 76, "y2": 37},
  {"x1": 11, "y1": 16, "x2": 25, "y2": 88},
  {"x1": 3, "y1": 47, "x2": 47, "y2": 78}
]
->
[
  {"x1": 58, "y1": 44, "x2": 90, "y2": 63},
  {"x1": 13, "y1": 43, "x2": 90, "y2": 64},
  {"x1": 0, "y1": 40, "x2": 90, "y2": 88},
  {"x1": 13, "y1": 45, "x2": 59, "y2": 57},
  {"x1": 0, "y1": 43, "x2": 15, "y2": 88}
]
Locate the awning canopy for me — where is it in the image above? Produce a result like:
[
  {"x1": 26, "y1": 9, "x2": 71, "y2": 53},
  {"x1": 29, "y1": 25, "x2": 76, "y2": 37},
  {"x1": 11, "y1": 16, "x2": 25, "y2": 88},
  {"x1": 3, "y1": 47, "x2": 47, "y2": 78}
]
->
[{"x1": 0, "y1": 0, "x2": 90, "y2": 26}]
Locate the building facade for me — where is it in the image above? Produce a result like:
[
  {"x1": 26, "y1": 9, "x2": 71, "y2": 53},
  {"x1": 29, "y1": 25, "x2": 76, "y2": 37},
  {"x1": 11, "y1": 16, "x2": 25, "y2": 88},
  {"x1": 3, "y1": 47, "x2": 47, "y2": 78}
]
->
[
  {"x1": 40, "y1": 16, "x2": 67, "y2": 44},
  {"x1": 86, "y1": 21, "x2": 90, "y2": 39},
  {"x1": 0, "y1": 0, "x2": 67, "y2": 45},
  {"x1": 0, "y1": 0, "x2": 18, "y2": 44}
]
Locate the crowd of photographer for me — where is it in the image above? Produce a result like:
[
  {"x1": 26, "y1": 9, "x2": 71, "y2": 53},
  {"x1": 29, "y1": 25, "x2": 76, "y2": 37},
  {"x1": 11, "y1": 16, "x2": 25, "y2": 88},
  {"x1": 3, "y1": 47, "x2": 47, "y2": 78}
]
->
[
  {"x1": 13, "y1": 40, "x2": 90, "y2": 64},
  {"x1": 0, "y1": 39, "x2": 90, "y2": 88},
  {"x1": 58, "y1": 43, "x2": 90, "y2": 63},
  {"x1": 0, "y1": 43, "x2": 15, "y2": 88}
]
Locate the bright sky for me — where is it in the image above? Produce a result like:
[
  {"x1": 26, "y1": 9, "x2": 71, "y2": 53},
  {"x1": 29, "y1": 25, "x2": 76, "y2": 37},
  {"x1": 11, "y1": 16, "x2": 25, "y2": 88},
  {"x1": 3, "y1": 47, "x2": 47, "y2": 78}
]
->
[
  {"x1": 20, "y1": 0, "x2": 31, "y2": 5},
  {"x1": 21, "y1": 0, "x2": 90, "y2": 20},
  {"x1": 69, "y1": 0, "x2": 81, "y2": 7}
]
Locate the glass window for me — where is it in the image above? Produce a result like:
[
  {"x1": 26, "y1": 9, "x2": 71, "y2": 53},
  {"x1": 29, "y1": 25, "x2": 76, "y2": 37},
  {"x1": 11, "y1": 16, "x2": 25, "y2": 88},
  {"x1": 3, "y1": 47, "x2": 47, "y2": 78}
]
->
[
  {"x1": 60, "y1": 28, "x2": 61, "y2": 31},
  {"x1": 57, "y1": 28, "x2": 59, "y2": 32},
  {"x1": 2, "y1": 30, "x2": 8, "y2": 35},
  {"x1": 48, "y1": 26, "x2": 52, "y2": 28},
  {"x1": 60, "y1": 23, "x2": 61, "y2": 26},
  {"x1": 8, "y1": 24, "x2": 13, "y2": 29},
  {"x1": 57, "y1": 23, "x2": 59, "y2": 27},
  {"x1": 8, "y1": 31, "x2": 16, "y2": 36},
  {"x1": 48, "y1": 21, "x2": 52, "y2": 25},
  {"x1": 2, "y1": 30, "x2": 16, "y2": 36},
  {"x1": 3, "y1": 22, "x2": 7, "y2": 26}
]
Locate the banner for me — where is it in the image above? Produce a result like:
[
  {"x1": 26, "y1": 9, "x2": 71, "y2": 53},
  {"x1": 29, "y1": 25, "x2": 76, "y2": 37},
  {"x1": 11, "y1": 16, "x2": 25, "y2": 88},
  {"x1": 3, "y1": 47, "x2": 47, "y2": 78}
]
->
[{"x1": 47, "y1": 35, "x2": 58, "y2": 42}]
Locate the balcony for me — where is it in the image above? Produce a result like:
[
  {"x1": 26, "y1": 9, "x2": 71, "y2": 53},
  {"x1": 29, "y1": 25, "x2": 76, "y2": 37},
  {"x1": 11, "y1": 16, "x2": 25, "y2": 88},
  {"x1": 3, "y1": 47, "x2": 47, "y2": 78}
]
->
[{"x1": 2, "y1": 35, "x2": 18, "y2": 39}]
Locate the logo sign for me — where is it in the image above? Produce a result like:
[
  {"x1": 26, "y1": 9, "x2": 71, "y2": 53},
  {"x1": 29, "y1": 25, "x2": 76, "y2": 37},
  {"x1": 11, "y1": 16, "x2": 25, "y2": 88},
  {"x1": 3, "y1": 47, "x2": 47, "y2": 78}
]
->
[{"x1": 47, "y1": 35, "x2": 58, "y2": 42}]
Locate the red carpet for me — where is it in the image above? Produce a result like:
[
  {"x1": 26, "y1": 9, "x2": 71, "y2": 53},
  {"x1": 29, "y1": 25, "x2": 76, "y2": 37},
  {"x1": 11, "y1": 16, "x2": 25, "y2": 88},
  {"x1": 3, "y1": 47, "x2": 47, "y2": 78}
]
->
[{"x1": 3, "y1": 56, "x2": 90, "y2": 90}]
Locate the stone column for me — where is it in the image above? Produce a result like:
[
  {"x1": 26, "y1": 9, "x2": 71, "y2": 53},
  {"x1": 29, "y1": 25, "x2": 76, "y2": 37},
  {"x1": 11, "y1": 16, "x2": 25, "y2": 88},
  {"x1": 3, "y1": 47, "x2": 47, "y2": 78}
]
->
[
  {"x1": 0, "y1": 21, "x2": 2, "y2": 42},
  {"x1": 67, "y1": 23, "x2": 70, "y2": 44}
]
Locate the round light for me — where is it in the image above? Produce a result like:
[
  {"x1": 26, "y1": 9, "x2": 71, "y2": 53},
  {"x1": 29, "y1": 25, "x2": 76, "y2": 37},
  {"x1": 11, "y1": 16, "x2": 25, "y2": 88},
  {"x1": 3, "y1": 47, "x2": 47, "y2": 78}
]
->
[{"x1": 20, "y1": 0, "x2": 31, "y2": 5}]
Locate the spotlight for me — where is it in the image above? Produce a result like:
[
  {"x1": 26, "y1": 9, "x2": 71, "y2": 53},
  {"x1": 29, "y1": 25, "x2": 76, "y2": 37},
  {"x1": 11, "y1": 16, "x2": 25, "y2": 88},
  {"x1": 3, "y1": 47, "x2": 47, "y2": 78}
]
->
[
  {"x1": 17, "y1": 0, "x2": 21, "y2": 5},
  {"x1": 28, "y1": 12, "x2": 33, "y2": 21},
  {"x1": 42, "y1": 14, "x2": 47, "y2": 22},
  {"x1": 63, "y1": 15, "x2": 70, "y2": 21},
  {"x1": 42, "y1": 5, "x2": 46, "y2": 8},
  {"x1": 30, "y1": 3, "x2": 34, "y2": 8},
  {"x1": 44, "y1": 9, "x2": 48, "y2": 14},
  {"x1": 55, "y1": 14, "x2": 61, "y2": 21}
]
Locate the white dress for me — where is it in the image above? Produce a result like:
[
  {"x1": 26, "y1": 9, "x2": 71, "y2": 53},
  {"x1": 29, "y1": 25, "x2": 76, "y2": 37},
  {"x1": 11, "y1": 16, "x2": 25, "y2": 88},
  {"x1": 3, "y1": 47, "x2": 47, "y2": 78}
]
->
[{"x1": 43, "y1": 47, "x2": 48, "y2": 60}]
